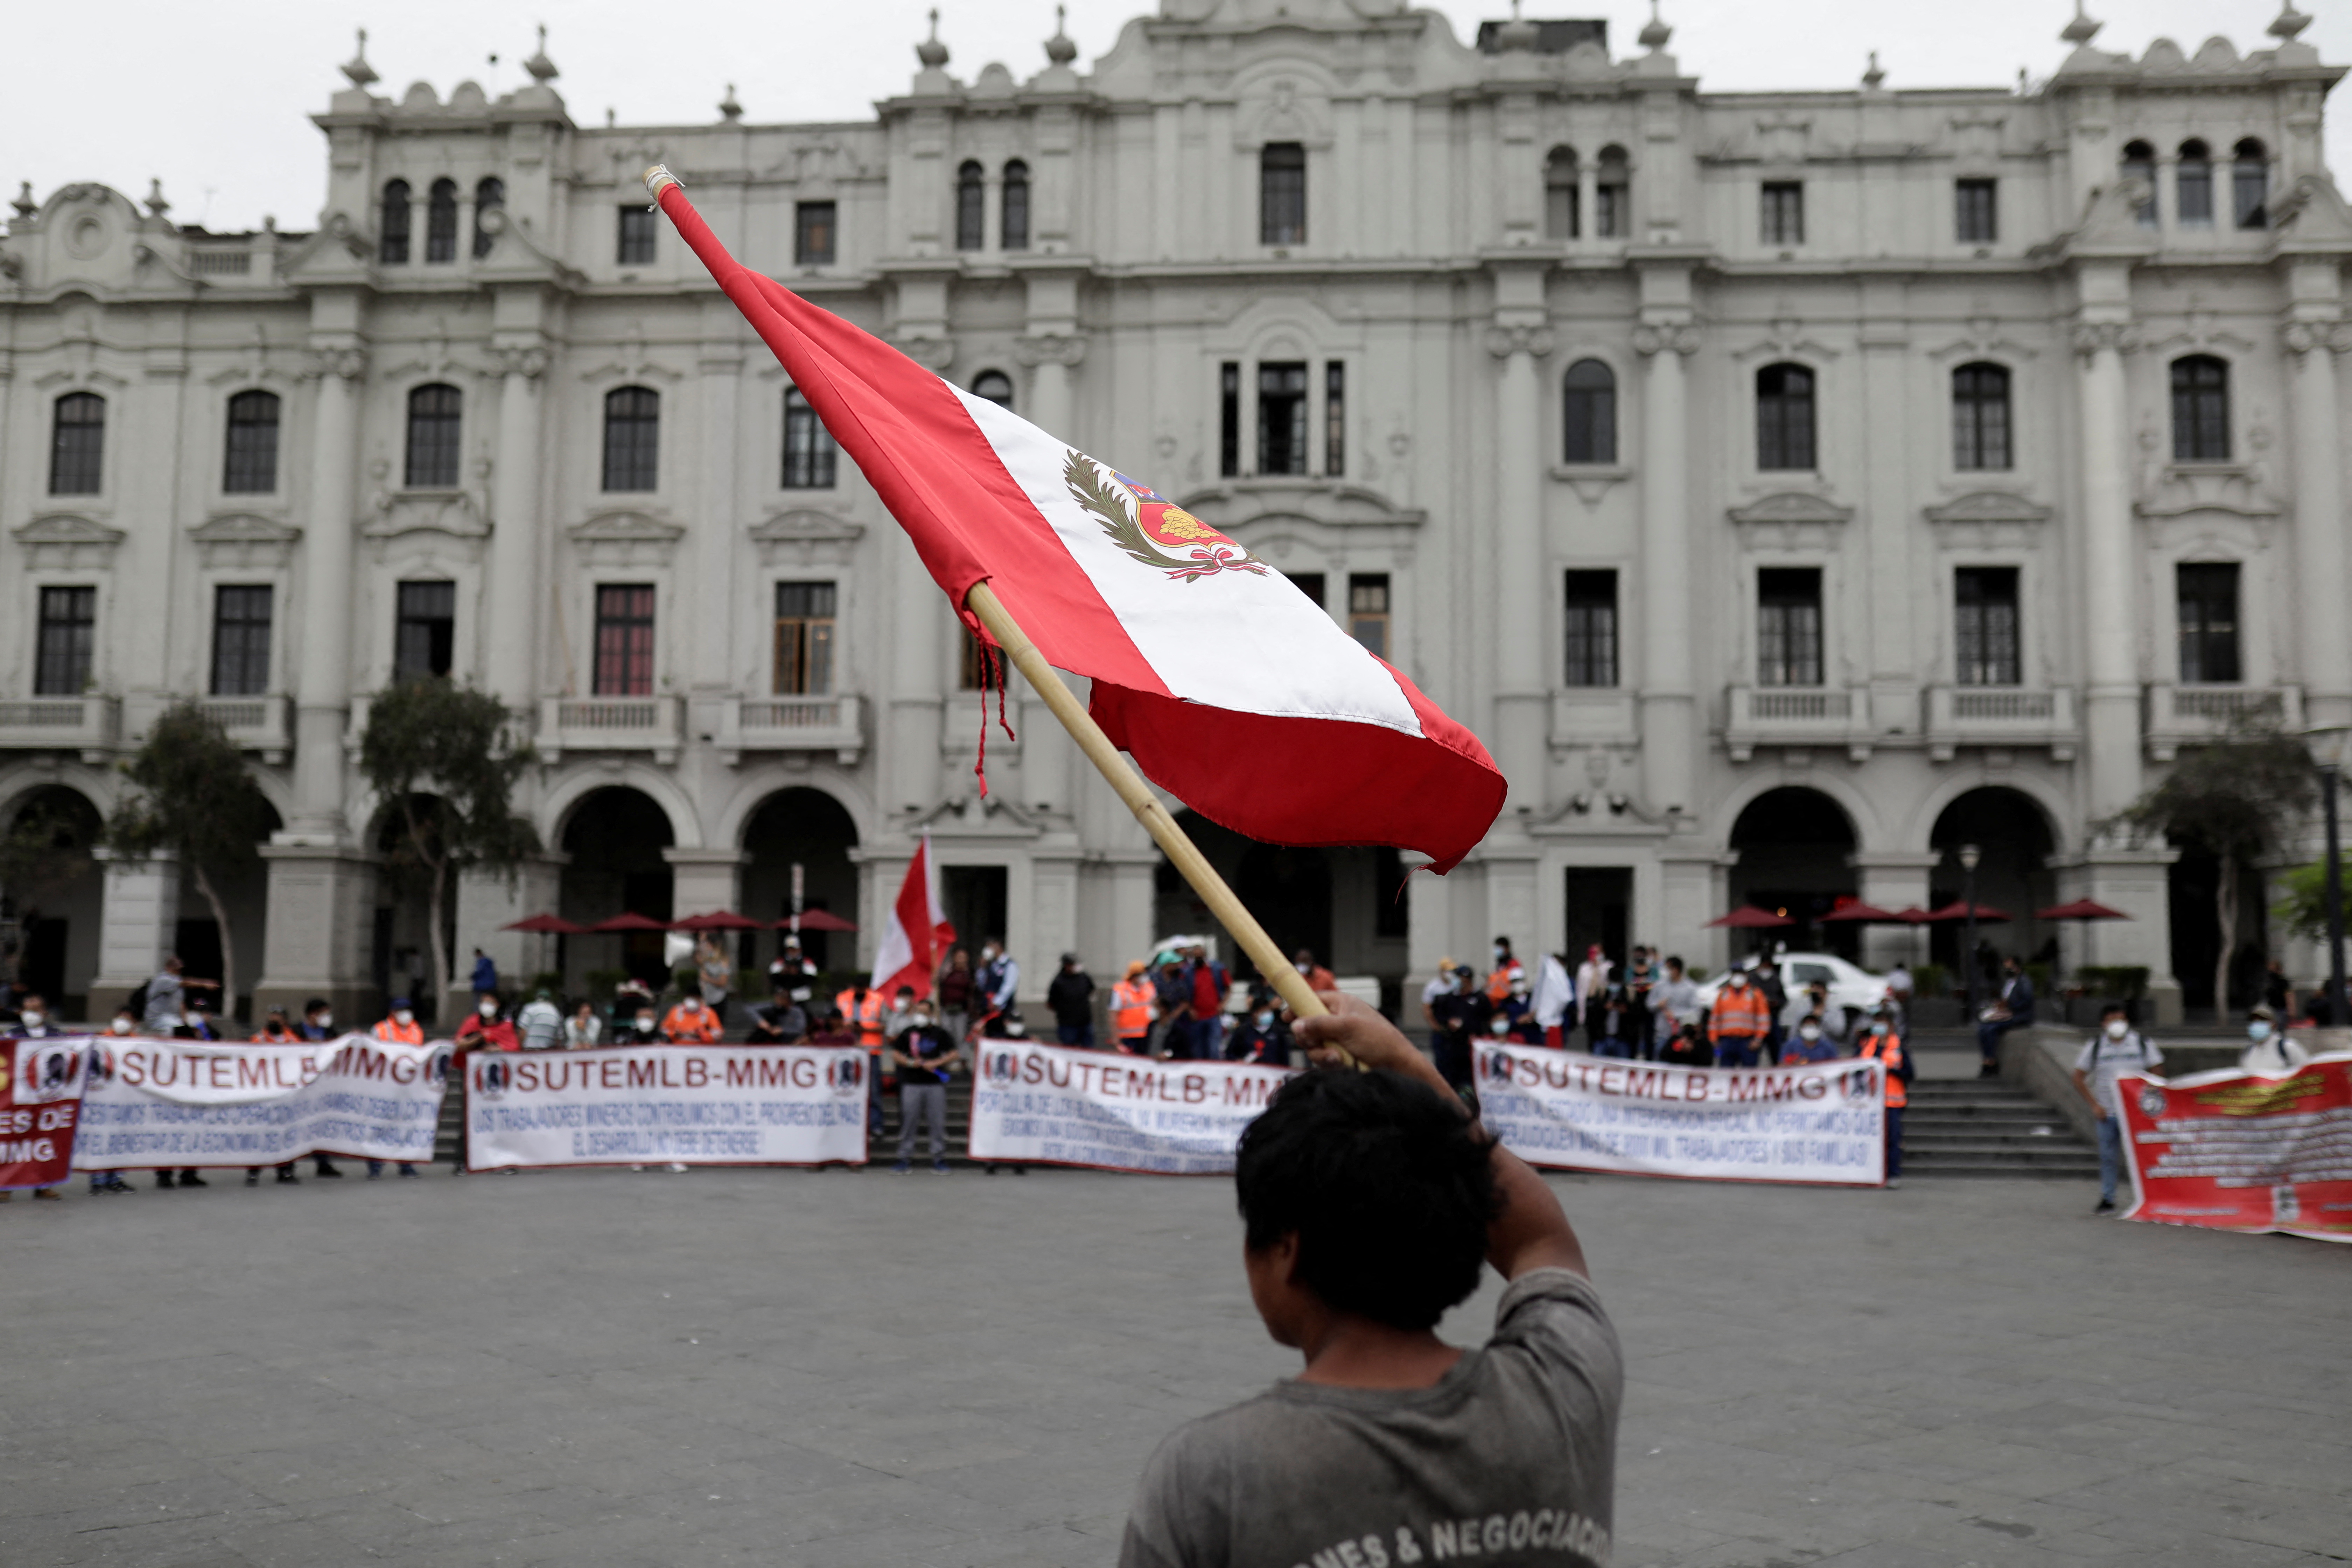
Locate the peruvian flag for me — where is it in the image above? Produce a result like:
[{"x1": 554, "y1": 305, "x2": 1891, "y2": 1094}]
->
[
  {"x1": 653, "y1": 181, "x2": 1504, "y2": 872},
  {"x1": 870, "y1": 835, "x2": 955, "y2": 999}
]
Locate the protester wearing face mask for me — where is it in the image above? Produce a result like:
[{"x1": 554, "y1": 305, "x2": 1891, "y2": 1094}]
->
[
  {"x1": 1853, "y1": 1007, "x2": 1912, "y2": 1186},
  {"x1": 1293, "y1": 949, "x2": 1337, "y2": 996},
  {"x1": 1483, "y1": 937, "x2": 1524, "y2": 1005},
  {"x1": 624, "y1": 1007, "x2": 663, "y2": 1045},
  {"x1": 1228, "y1": 996, "x2": 1292, "y2": 1068},
  {"x1": 366, "y1": 999, "x2": 427, "y2": 1178},
  {"x1": 1708, "y1": 965, "x2": 1772, "y2": 1068},
  {"x1": 1427, "y1": 964, "x2": 1491, "y2": 1092},
  {"x1": 2073, "y1": 1003, "x2": 2163, "y2": 1215},
  {"x1": 889, "y1": 999, "x2": 962, "y2": 1173},
  {"x1": 454, "y1": 992, "x2": 518, "y2": 1052},
  {"x1": 2238, "y1": 1003, "x2": 2309, "y2": 1076},
  {"x1": 293, "y1": 999, "x2": 347, "y2": 1180},
  {"x1": 1, "y1": 996, "x2": 68, "y2": 1200},
  {"x1": 660, "y1": 991, "x2": 722, "y2": 1045},
  {"x1": 1781, "y1": 1012, "x2": 1839, "y2": 1066},
  {"x1": 1496, "y1": 976, "x2": 1540, "y2": 1045},
  {"x1": 1420, "y1": 957, "x2": 1460, "y2": 1058}
]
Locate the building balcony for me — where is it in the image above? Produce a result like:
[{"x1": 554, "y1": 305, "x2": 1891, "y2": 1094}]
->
[
  {"x1": 716, "y1": 694, "x2": 864, "y2": 766},
  {"x1": 0, "y1": 695, "x2": 119, "y2": 761},
  {"x1": 536, "y1": 695, "x2": 682, "y2": 765},
  {"x1": 2146, "y1": 683, "x2": 2303, "y2": 762},
  {"x1": 123, "y1": 694, "x2": 294, "y2": 764},
  {"x1": 1724, "y1": 686, "x2": 1874, "y2": 763},
  {"x1": 1924, "y1": 686, "x2": 2079, "y2": 763}
]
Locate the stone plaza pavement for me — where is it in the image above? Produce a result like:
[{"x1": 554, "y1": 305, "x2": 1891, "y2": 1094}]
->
[{"x1": 2, "y1": 1165, "x2": 2343, "y2": 1568}]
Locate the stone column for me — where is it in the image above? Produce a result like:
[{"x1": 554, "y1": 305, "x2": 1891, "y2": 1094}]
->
[
  {"x1": 289, "y1": 344, "x2": 367, "y2": 841},
  {"x1": 693, "y1": 343, "x2": 744, "y2": 707},
  {"x1": 485, "y1": 343, "x2": 547, "y2": 715},
  {"x1": 2284, "y1": 316, "x2": 2350, "y2": 728},
  {"x1": 663, "y1": 848, "x2": 748, "y2": 920},
  {"x1": 252, "y1": 843, "x2": 381, "y2": 1026},
  {"x1": 84, "y1": 849, "x2": 180, "y2": 1021},
  {"x1": 1848, "y1": 852, "x2": 1939, "y2": 973},
  {"x1": 450, "y1": 854, "x2": 567, "y2": 997},
  {"x1": 1015, "y1": 333, "x2": 1084, "y2": 448},
  {"x1": 1634, "y1": 318, "x2": 1699, "y2": 817},
  {"x1": 2072, "y1": 313, "x2": 2142, "y2": 822},
  {"x1": 1486, "y1": 321, "x2": 1553, "y2": 806}
]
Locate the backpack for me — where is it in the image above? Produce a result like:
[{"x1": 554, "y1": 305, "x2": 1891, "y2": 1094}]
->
[{"x1": 126, "y1": 981, "x2": 149, "y2": 1021}]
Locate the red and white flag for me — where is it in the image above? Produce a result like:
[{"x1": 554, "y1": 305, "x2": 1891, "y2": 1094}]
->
[
  {"x1": 652, "y1": 176, "x2": 1505, "y2": 872},
  {"x1": 870, "y1": 834, "x2": 955, "y2": 999}
]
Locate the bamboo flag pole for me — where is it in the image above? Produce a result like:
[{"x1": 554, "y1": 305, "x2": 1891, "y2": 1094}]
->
[{"x1": 964, "y1": 582, "x2": 1337, "y2": 1033}]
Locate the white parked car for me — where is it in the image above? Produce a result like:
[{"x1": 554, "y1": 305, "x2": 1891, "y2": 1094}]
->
[{"x1": 1694, "y1": 952, "x2": 1891, "y2": 1019}]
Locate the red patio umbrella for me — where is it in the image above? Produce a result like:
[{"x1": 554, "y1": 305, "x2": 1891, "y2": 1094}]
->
[
  {"x1": 2035, "y1": 899, "x2": 2130, "y2": 922},
  {"x1": 672, "y1": 910, "x2": 765, "y2": 932},
  {"x1": 1918, "y1": 900, "x2": 2011, "y2": 923},
  {"x1": 1706, "y1": 906, "x2": 1796, "y2": 929},
  {"x1": 503, "y1": 913, "x2": 590, "y2": 935},
  {"x1": 590, "y1": 912, "x2": 671, "y2": 933},
  {"x1": 1818, "y1": 900, "x2": 1903, "y2": 924},
  {"x1": 778, "y1": 908, "x2": 858, "y2": 932}
]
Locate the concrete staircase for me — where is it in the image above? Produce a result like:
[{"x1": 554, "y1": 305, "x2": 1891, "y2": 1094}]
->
[
  {"x1": 1903, "y1": 1075, "x2": 2099, "y2": 1178},
  {"x1": 866, "y1": 1079, "x2": 1007, "y2": 1170}
]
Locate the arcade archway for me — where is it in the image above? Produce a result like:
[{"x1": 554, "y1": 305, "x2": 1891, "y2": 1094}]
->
[{"x1": 1727, "y1": 788, "x2": 1860, "y2": 958}]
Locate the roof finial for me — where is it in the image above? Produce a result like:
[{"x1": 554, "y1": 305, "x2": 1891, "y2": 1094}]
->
[
  {"x1": 2060, "y1": 0, "x2": 2102, "y2": 46},
  {"x1": 1862, "y1": 50, "x2": 1885, "y2": 90},
  {"x1": 14, "y1": 181, "x2": 39, "y2": 220},
  {"x1": 719, "y1": 83, "x2": 742, "y2": 121},
  {"x1": 2270, "y1": 2, "x2": 2313, "y2": 42},
  {"x1": 917, "y1": 8, "x2": 950, "y2": 68},
  {"x1": 1495, "y1": 0, "x2": 1539, "y2": 51},
  {"x1": 340, "y1": 27, "x2": 379, "y2": 89},
  {"x1": 145, "y1": 178, "x2": 170, "y2": 219},
  {"x1": 1638, "y1": 0, "x2": 1673, "y2": 53},
  {"x1": 1045, "y1": 3, "x2": 1077, "y2": 66},
  {"x1": 523, "y1": 23, "x2": 559, "y2": 83}
]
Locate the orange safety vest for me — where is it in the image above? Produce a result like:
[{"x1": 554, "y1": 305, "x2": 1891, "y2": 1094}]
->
[
  {"x1": 1111, "y1": 978, "x2": 1156, "y2": 1038},
  {"x1": 1857, "y1": 1031, "x2": 1907, "y2": 1108},
  {"x1": 373, "y1": 1017, "x2": 425, "y2": 1045},
  {"x1": 1485, "y1": 961, "x2": 1524, "y2": 1004},
  {"x1": 835, "y1": 988, "x2": 888, "y2": 1050},
  {"x1": 1708, "y1": 984, "x2": 1771, "y2": 1041},
  {"x1": 661, "y1": 1003, "x2": 722, "y2": 1044}
]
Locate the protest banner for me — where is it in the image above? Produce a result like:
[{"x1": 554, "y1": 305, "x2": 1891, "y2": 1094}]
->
[
  {"x1": 2118, "y1": 1054, "x2": 2352, "y2": 1241},
  {"x1": 967, "y1": 1038, "x2": 1292, "y2": 1175},
  {"x1": 463, "y1": 1045, "x2": 870, "y2": 1170},
  {"x1": 4, "y1": 1036, "x2": 89, "y2": 1190},
  {"x1": 73, "y1": 1035, "x2": 450, "y2": 1171},
  {"x1": 1474, "y1": 1043, "x2": 1886, "y2": 1186}
]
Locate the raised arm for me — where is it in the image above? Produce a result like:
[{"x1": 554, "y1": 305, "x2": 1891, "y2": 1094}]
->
[{"x1": 1293, "y1": 993, "x2": 1587, "y2": 1281}]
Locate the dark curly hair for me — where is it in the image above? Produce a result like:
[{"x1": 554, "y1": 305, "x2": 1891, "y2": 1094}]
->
[{"x1": 1234, "y1": 1067, "x2": 1500, "y2": 1330}]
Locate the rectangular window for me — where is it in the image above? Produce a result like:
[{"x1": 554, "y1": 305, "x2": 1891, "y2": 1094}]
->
[
  {"x1": 1348, "y1": 574, "x2": 1390, "y2": 661},
  {"x1": 1260, "y1": 142, "x2": 1306, "y2": 245},
  {"x1": 1219, "y1": 362, "x2": 1240, "y2": 478},
  {"x1": 1285, "y1": 573, "x2": 1326, "y2": 611},
  {"x1": 1546, "y1": 180, "x2": 1578, "y2": 241},
  {"x1": 1257, "y1": 362, "x2": 1309, "y2": 476},
  {"x1": 222, "y1": 392, "x2": 280, "y2": 494},
  {"x1": 1761, "y1": 181, "x2": 1805, "y2": 246},
  {"x1": 34, "y1": 587, "x2": 96, "y2": 696},
  {"x1": 1562, "y1": 570, "x2": 1618, "y2": 688},
  {"x1": 782, "y1": 389, "x2": 838, "y2": 489},
  {"x1": 617, "y1": 205, "x2": 656, "y2": 266},
  {"x1": 394, "y1": 581, "x2": 456, "y2": 680},
  {"x1": 772, "y1": 581, "x2": 837, "y2": 696},
  {"x1": 593, "y1": 584, "x2": 657, "y2": 697},
  {"x1": 1757, "y1": 567, "x2": 1823, "y2": 688},
  {"x1": 1324, "y1": 361, "x2": 1346, "y2": 478},
  {"x1": 1955, "y1": 178, "x2": 1997, "y2": 243},
  {"x1": 2177, "y1": 563, "x2": 2242, "y2": 685},
  {"x1": 49, "y1": 394, "x2": 104, "y2": 496},
  {"x1": 794, "y1": 201, "x2": 836, "y2": 266},
  {"x1": 210, "y1": 585, "x2": 274, "y2": 697},
  {"x1": 1953, "y1": 568, "x2": 2020, "y2": 687}
]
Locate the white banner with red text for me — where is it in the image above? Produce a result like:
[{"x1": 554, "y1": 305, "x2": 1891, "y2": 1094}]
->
[
  {"x1": 71, "y1": 1035, "x2": 451, "y2": 1170},
  {"x1": 463, "y1": 1045, "x2": 870, "y2": 1170},
  {"x1": 2119, "y1": 1055, "x2": 2352, "y2": 1241},
  {"x1": 4, "y1": 1037, "x2": 90, "y2": 1189},
  {"x1": 1475, "y1": 1044, "x2": 1887, "y2": 1186},
  {"x1": 967, "y1": 1039, "x2": 1293, "y2": 1174}
]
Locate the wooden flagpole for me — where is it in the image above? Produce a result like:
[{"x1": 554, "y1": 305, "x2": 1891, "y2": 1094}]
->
[{"x1": 963, "y1": 582, "x2": 1337, "y2": 1032}]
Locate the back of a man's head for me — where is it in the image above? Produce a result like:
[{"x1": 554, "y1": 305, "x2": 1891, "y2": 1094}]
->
[{"x1": 1235, "y1": 1069, "x2": 1498, "y2": 1331}]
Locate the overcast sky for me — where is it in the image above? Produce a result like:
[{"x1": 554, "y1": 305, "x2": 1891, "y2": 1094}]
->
[{"x1": 7, "y1": 1, "x2": 2345, "y2": 234}]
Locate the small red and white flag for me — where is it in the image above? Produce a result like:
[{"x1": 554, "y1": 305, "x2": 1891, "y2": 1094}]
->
[
  {"x1": 651, "y1": 175, "x2": 1505, "y2": 872},
  {"x1": 870, "y1": 834, "x2": 955, "y2": 1000}
]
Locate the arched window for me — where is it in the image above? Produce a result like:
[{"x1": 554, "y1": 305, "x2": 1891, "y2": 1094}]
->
[
  {"x1": 1595, "y1": 145, "x2": 1631, "y2": 238},
  {"x1": 404, "y1": 384, "x2": 462, "y2": 488},
  {"x1": 472, "y1": 176, "x2": 504, "y2": 259},
  {"x1": 1950, "y1": 363, "x2": 2011, "y2": 471},
  {"x1": 1561, "y1": 359, "x2": 1615, "y2": 464},
  {"x1": 971, "y1": 370, "x2": 1015, "y2": 411},
  {"x1": 2233, "y1": 138, "x2": 2269, "y2": 229},
  {"x1": 2170, "y1": 356, "x2": 2230, "y2": 462},
  {"x1": 1001, "y1": 160, "x2": 1030, "y2": 251},
  {"x1": 955, "y1": 161, "x2": 986, "y2": 251},
  {"x1": 2176, "y1": 140, "x2": 2213, "y2": 227},
  {"x1": 49, "y1": 392, "x2": 105, "y2": 495},
  {"x1": 1755, "y1": 364, "x2": 1815, "y2": 471},
  {"x1": 425, "y1": 177, "x2": 458, "y2": 262},
  {"x1": 2122, "y1": 140, "x2": 2158, "y2": 227},
  {"x1": 602, "y1": 387, "x2": 660, "y2": 492},
  {"x1": 223, "y1": 389, "x2": 281, "y2": 494},
  {"x1": 1545, "y1": 146, "x2": 1580, "y2": 240},
  {"x1": 1261, "y1": 142, "x2": 1306, "y2": 245},
  {"x1": 379, "y1": 179, "x2": 411, "y2": 264},
  {"x1": 783, "y1": 387, "x2": 838, "y2": 489}
]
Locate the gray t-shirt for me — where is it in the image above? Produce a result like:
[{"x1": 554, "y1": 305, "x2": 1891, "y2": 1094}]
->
[
  {"x1": 2075, "y1": 1030, "x2": 2163, "y2": 1115},
  {"x1": 1119, "y1": 1269, "x2": 1620, "y2": 1568},
  {"x1": 143, "y1": 971, "x2": 186, "y2": 1032}
]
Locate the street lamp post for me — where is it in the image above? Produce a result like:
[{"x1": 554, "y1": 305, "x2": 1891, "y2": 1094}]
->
[
  {"x1": 1959, "y1": 842, "x2": 1983, "y2": 1025},
  {"x1": 2303, "y1": 725, "x2": 2350, "y2": 1029}
]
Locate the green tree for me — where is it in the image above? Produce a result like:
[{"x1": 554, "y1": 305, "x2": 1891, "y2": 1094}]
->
[
  {"x1": 107, "y1": 702, "x2": 276, "y2": 1018},
  {"x1": 2271, "y1": 855, "x2": 2352, "y2": 946},
  {"x1": 357, "y1": 678, "x2": 538, "y2": 1008},
  {"x1": 0, "y1": 790, "x2": 99, "y2": 915},
  {"x1": 2109, "y1": 721, "x2": 2315, "y2": 1020}
]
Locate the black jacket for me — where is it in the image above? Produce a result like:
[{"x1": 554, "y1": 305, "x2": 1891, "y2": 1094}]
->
[{"x1": 1046, "y1": 968, "x2": 1095, "y2": 1028}]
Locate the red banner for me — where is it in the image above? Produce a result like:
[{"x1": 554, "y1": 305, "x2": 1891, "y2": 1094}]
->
[
  {"x1": 4, "y1": 1037, "x2": 89, "y2": 1191},
  {"x1": 2119, "y1": 1054, "x2": 2352, "y2": 1241}
]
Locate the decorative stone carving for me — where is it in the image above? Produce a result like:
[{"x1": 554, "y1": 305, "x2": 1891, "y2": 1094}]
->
[
  {"x1": 1726, "y1": 491, "x2": 1854, "y2": 551},
  {"x1": 749, "y1": 508, "x2": 864, "y2": 565},
  {"x1": 489, "y1": 344, "x2": 550, "y2": 379},
  {"x1": 310, "y1": 345, "x2": 368, "y2": 381},
  {"x1": 363, "y1": 486, "x2": 488, "y2": 542},
  {"x1": 2070, "y1": 321, "x2": 2142, "y2": 357},
  {"x1": 190, "y1": 512, "x2": 302, "y2": 570},
  {"x1": 567, "y1": 510, "x2": 686, "y2": 568},
  {"x1": 1484, "y1": 324, "x2": 1556, "y2": 359},
  {"x1": 1014, "y1": 333, "x2": 1087, "y2": 368},
  {"x1": 1924, "y1": 490, "x2": 2054, "y2": 550},
  {"x1": 1632, "y1": 322, "x2": 1701, "y2": 357},
  {"x1": 893, "y1": 334, "x2": 956, "y2": 371},
  {"x1": 13, "y1": 513, "x2": 126, "y2": 570}
]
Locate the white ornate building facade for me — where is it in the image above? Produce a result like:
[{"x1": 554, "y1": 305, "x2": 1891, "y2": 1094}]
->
[{"x1": 2, "y1": 0, "x2": 2347, "y2": 1024}]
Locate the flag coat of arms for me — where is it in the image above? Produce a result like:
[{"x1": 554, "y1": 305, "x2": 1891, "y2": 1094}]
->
[{"x1": 651, "y1": 176, "x2": 1505, "y2": 873}]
